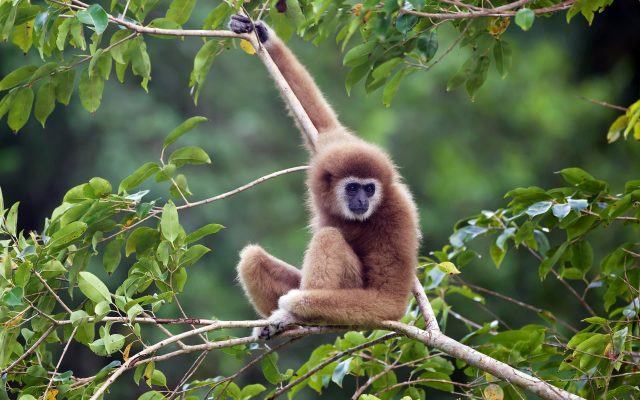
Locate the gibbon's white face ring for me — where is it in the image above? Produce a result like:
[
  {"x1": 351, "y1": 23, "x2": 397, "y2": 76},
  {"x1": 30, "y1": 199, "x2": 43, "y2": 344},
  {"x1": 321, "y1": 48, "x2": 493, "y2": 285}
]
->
[{"x1": 334, "y1": 176, "x2": 383, "y2": 221}]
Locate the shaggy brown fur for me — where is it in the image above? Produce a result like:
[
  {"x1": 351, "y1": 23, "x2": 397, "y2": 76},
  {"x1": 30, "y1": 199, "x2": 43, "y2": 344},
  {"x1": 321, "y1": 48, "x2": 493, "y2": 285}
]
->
[{"x1": 231, "y1": 16, "x2": 420, "y2": 331}]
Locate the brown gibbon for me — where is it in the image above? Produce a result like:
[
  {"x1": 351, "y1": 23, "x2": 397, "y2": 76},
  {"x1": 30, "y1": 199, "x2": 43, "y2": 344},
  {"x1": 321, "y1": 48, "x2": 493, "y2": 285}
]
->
[{"x1": 229, "y1": 14, "x2": 420, "y2": 339}]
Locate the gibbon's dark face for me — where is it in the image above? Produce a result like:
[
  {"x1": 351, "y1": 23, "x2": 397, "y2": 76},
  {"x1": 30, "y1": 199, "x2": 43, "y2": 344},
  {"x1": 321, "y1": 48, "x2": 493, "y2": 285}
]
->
[{"x1": 335, "y1": 177, "x2": 382, "y2": 221}]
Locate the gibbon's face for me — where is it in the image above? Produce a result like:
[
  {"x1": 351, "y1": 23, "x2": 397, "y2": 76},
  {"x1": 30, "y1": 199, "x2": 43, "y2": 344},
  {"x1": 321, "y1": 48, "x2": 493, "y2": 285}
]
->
[
  {"x1": 334, "y1": 177, "x2": 383, "y2": 221},
  {"x1": 309, "y1": 138, "x2": 395, "y2": 223}
]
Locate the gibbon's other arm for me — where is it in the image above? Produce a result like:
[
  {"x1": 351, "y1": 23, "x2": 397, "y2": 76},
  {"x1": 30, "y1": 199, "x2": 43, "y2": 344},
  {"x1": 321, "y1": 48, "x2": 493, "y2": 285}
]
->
[{"x1": 229, "y1": 15, "x2": 340, "y2": 134}]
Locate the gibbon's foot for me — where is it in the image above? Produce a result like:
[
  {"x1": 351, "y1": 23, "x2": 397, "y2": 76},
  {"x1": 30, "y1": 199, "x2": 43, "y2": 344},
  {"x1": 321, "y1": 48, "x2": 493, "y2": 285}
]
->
[
  {"x1": 255, "y1": 308, "x2": 296, "y2": 340},
  {"x1": 228, "y1": 14, "x2": 269, "y2": 43}
]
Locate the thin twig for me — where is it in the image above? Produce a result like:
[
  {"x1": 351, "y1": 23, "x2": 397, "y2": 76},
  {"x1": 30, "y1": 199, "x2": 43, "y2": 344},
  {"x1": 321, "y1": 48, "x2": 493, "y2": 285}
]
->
[
  {"x1": 33, "y1": 271, "x2": 72, "y2": 314},
  {"x1": 43, "y1": 326, "x2": 77, "y2": 399}
]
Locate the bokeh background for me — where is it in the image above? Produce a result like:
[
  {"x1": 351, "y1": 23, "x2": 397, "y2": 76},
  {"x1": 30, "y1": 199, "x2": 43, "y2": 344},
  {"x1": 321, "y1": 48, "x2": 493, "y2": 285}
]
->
[{"x1": 1, "y1": 1, "x2": 639, "y2": 398}]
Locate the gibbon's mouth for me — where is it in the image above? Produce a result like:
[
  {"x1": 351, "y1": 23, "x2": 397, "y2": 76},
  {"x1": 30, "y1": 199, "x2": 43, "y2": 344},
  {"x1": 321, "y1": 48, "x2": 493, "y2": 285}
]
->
[{"x1": 349, "y1": 206, "x2": 368, "y2": 215}]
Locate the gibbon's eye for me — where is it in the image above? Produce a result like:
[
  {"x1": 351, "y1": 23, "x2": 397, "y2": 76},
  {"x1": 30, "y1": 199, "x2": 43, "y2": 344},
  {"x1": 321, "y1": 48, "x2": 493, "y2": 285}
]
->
[
  {"x1": 364, "y1": 183, "x2": 375, "y2": 197},
  {"x1": 345, "y1": 182, "x2": 360, "y2": 194}
]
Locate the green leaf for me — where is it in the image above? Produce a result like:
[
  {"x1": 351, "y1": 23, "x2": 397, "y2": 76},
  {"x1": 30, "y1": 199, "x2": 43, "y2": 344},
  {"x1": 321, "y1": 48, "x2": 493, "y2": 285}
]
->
[
  {"x1": 149, "y1": 369, "x2": 167, "y2": 386},
  {"x1": 8, "y1": 87, "x2": 34, "y2": 132},
  {"x1": 89, "y1": 334, "x2": 125, "y2": 355},
  {"x1": 12, "y1": 21, "x2": 34, "y2": 54},
  {"x1": 95, "y1": 300, "x2": 111, "y2": 318},
  {"x1": 41, "y1": 259, "x2": 66, "y2": 278},
  {"x1": 189, "y1": 39, "x2": 218, "y2": 103},
  {"x1": 240, "y1": 384, "x2": 266, "y2": 399},
  {"x1": 137, "y1": 391, "x2": 165, "y2": 400},
  {"x1": 490, "y1": 242, "x2": 506, "y2": 268},
  {"x1": 69, "y1": 19, "x2": 86, "y2": 50},
  {"x1": 103, "y1": 238, "x2": 123, "y2": 274},
  {"x1": 416, "y1": 30, "x2": 438, "y2": 61},
  {"x1": 90, "y1": 49, "x2": 113, "y2": 80},
  {"x1": 34, "y1": 81, "x2": 55, "y2": 127},
  {"x1": 343, "y1": 41, "x2": 376, "y2": 67},
  {"x1": 203, "y1": 2, "x2": 232, "y2": 29},
  {"x1": 0, "y1": 91, "x2": 15, "y2": 120},
  {"x1": 78, "y1": 69, "x2": 104, "y2": 113},
  {"x1": 127, "y1": 303, "x2": 143, "y2": 321},
  {"x1": 465, "y1": 55, "x2": 490, "y2": 99},
  {"x1": 372, "y1": 58, "x2": 402, "y2": 81},
  {"x1": 160, "y1": 201, "x2": 180, "y2": 242},
  {"x1": 382, "y1": 69, "x2": 407, "y2": 107},
  {"x1": 515, "y1": 8, "x2": 534, "y2": 31},
  {"x1": 53, "y1": 69, "x2": 76, "y2": 105},
  {"x1": 261, "y1": 352, "x2": 283, "y2": 384},
  {"x1": 0, "y1": 66, "x2": 37, "y2": 91},
  {"x1": 76, "y1": 4, "x2": 109, "y2": 35},
  {"x1": 5, "y1": 201, "x2": 19, "y2": 235},
  {"x1": 109, "y1": 30, "x2": 133, "y2": 64},
  {"x1": 165, "y1": 0, "x2": 197, "y2": 25},
  {"x1": 539, "y1": 242, "x2": 568, "y2": 280},
  {"x1": 396, "y1": 13, "x2": 417, "y2": 35},
  {"x1": 493, "y1": 39, "x2": 512, "y2": 78},
  {"x1": 118, "y1": 162, "x2": 160, "y2": 193},
  {"x1": 2, "y1": 286, "x2": 23, "y2": 306},
  {"x1": 49, "y1": 221, "x2": 87, "y2": 249},
  {"x1": 447, "y1": 56, "x2": 474, "y2": 91},
  {"x1": 185, "y1": 223, "x2": 224, "y2": 244},
  {"x1": 131, "y1": 37, "x2": 151, "y2": 84},
  {"x1": 78, "y1": 271, "x2": 111, "y2": 303},
  {"x1": 178, "y1": 244, "x2": 210, "y2": 267},
  {"x1": 70, "y1": 310, "x2": 89, "y2": 326},
  {"x1": 2, "y1": 6, "x2": 17, "y2": 42},
  {"x1": 172, "y1": 266, "x2": 187, "y2": 292},
  {"x1": 148, "y1": 18, "x2": 182, "y2": 34},
  {"x1": 570, "y1": 241, "x2": 592, "y2": 273},
  {"x1": 57, "y1": 18, "x2": 72, "y2": 50},
  {"x1": 125, "y1": 227, "x2": 160, "y2": 257},
  {"x1": 30, "y1": 62, "x2": 58, "y2": 83},
  {"x1": 163, "y1": 116, "x2": 207, "y2": 148},
  {"x1": 168, "y1": 146, "x2": 211, "y2": 167}
]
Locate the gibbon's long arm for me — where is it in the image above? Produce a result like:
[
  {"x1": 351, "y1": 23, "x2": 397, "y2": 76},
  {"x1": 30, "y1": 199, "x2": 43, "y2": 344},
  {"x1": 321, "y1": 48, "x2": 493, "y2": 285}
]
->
[{"x1": 229, "y1": 15, "x2": 340, "y2": 134}]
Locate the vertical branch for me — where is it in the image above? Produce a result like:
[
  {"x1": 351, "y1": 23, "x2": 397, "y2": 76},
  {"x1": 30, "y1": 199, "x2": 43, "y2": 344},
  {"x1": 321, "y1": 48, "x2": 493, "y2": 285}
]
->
[{"x1": 412, "y1": 275, "x2": 441, "y2": 332}]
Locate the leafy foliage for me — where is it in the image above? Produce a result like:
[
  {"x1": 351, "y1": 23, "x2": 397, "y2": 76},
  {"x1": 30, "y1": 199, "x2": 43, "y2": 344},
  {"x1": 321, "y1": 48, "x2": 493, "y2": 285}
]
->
[
  {"x1": 1, "y1": 0, "x2": 638, "y2": 399},
  {"x1": 0, "y1": 0, "x2": 626, "y2": 141}
]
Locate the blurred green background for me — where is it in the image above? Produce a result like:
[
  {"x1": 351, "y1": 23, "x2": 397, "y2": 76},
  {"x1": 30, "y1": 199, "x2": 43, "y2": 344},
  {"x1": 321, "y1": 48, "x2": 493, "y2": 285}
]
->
[{"x1": 1, "y1": 2, "x2": 639, "y2": 398}]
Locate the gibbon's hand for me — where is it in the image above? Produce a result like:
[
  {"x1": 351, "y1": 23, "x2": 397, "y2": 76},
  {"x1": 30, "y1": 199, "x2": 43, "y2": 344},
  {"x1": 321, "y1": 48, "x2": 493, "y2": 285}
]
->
[
  {"x1": 254, "y1": 308, "x2": 296, "y2": 340},
  {"x1": 228, "y1": 14, "x2": 269, "y2": 43}
]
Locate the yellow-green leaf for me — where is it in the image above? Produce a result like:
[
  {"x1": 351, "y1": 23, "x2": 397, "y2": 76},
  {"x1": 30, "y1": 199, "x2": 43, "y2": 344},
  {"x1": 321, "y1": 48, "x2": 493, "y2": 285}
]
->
[{"x1": 437, "y1": 261, "x2": 460, "y2": 275}]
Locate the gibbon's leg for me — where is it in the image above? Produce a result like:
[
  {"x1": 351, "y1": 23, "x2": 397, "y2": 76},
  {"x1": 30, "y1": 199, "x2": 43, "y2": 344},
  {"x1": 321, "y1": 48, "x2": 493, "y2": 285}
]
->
[
  {"x1": 278, "y1": 288, "x2": 407, "y2": 325},
  {"x1": 300, "y1": 227, "x2": 363, "y2": 290},
  {"x1": 236, "y1": 245, "x2": 301, "y2": 317},
  {"x1": 229, "y1": 15, "x2": 340, "y2": 133}
]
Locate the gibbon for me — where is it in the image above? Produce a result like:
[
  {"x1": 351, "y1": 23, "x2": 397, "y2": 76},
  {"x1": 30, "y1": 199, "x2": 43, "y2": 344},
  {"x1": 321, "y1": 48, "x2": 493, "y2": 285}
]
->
[{"x1": 229, "y1": 14, "x2": 420, "y2": 339}]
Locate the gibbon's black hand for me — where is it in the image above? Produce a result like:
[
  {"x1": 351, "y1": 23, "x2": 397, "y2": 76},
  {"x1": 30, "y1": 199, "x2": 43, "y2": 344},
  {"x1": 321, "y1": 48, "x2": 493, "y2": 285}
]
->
[{"x1": 229, "y1": 14, "x2": 269, "y2": 43}]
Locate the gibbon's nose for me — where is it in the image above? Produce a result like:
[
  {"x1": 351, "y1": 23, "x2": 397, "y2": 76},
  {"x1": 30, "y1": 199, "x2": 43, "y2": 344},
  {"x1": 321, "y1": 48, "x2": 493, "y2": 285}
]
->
[{"x1": 349, "y1": 192, "x2": 369, "y2": 214}]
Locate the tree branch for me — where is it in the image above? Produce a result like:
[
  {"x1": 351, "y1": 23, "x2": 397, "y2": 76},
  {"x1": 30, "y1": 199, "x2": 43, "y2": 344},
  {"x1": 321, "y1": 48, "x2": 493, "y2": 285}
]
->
[{"x1": 401, "y1": 0, "x2": 575, "y2": 20}]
